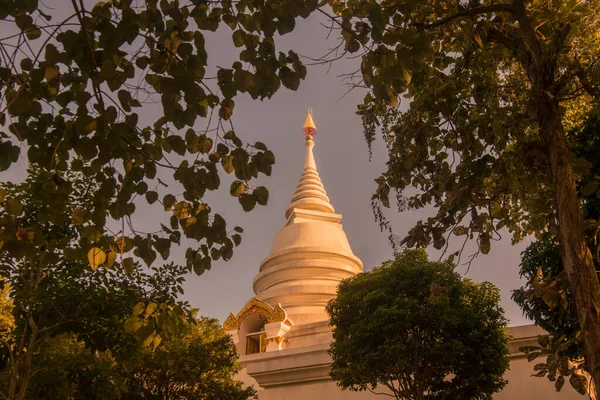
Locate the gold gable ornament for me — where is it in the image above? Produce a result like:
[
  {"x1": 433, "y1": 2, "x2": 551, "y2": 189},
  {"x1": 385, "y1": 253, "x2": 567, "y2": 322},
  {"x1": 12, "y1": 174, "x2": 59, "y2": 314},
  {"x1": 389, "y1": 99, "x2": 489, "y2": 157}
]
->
[
  {"x1": 223, "y1": 313, "x2": 238, "y2": 331},
  {"x1": 223, "y1": 297, "x2": 292, "y2": 331}
]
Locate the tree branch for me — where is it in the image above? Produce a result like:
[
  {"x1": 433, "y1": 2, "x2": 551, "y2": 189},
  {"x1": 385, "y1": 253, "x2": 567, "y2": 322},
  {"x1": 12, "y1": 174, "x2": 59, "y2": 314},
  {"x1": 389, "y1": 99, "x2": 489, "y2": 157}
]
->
[
  {"x1": 413, "y1": 3, "x2": 514, "y2": 30},
  {"x1": 486, "y1": 28, "x2": 530, "y2": 68},
  {"x1": 576, "y1": 68, "x2": 600, "y2": 100},
  {"x1": 512, "y1": 0, "x2": 543, "y2": 68}
]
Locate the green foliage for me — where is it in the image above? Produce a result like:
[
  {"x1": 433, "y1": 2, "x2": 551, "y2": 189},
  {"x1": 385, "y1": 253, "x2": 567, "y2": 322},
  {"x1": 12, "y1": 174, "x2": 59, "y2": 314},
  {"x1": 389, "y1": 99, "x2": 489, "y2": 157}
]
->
[
  {"x1": 0, "y1": 168, "x2": 193, "y2": 399},
  {"x1": 327, "y1": 0, "x2": 599, "y2": 255},
  {"x1": 9, "y1": 334, "x2": 125, "y2": 400},
  {"x1": 0, "y1": 0, "x2": 313, "y2": 274},
  {"x1": 122, "y1": 317, "x2": 256, "y2": 400},
  {"x1": 513, "y1": 236, "x2": 589, "y2": 394},
  {"x1": 512, "y1": 111, "x2": 600, "y2": 395},
  {"x1": 0, "y1": 279, "x2": 13, "y2": 345},
  {"x1": 0, "y1": 318, "x2": 255, "y2": 400},
  {"x1": 327, "y1": 250, "x2": 510, "y2": 400},
  {"x1": 327, "y1": 0, "x2": 600, "y2": 391}
]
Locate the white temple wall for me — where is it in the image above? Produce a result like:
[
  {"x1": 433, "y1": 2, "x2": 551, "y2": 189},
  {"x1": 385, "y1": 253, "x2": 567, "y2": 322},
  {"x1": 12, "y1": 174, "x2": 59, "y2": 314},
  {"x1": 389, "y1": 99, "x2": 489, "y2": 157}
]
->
[{"x1": 237, "y1": 324, "x2": 586, "y2": 400}]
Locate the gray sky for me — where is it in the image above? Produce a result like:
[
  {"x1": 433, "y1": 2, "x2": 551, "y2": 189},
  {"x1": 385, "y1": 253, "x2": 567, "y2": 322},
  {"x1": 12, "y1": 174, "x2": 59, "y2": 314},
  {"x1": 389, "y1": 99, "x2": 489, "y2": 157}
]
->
[{"x1": 0, "y1": 3, "x2": 531, "y2": 326}]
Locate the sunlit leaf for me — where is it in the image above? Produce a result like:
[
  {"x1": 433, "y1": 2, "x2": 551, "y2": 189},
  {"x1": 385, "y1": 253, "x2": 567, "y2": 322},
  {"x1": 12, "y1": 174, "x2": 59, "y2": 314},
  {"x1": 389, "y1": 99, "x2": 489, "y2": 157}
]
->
[
  {"x1": 173, "y1": 201, "x2": 190, "y2": 219},
  {"x1": 222, "y1": 156, "x2": 234, "y2": 174},
  {"x1": 87, "y1": 247, "x2": 106, "y2": 270}
]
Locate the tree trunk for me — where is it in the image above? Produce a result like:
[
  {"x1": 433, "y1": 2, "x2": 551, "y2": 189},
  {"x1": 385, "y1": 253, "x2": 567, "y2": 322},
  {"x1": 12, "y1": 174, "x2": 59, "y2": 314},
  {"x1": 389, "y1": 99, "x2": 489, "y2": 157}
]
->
[{"x1": 539, "y1": 97, "x2": 600, "y2": 394}]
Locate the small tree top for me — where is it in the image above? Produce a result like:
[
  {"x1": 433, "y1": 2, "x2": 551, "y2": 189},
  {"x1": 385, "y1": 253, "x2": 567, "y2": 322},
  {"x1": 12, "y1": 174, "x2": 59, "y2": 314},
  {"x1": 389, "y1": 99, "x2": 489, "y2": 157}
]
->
[{"x1": 326, "y1": 249, "x2": 510, "y2": 400}]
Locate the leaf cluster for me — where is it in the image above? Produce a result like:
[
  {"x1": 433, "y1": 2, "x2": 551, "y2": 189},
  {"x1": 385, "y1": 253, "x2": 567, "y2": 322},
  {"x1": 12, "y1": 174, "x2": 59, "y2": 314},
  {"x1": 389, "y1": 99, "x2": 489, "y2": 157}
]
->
[
  {"x1": 0, "y1": 0, "x2": 315, "y2": 275},
  {"x1": 512, "y1": 111, "x2": 600, "y2": 395},
  {"x1": 0, "y1": 167, "x2": 194, "y2": 399},
  {"x1": 0, "y1": 318, "x2": 255, "y2": 400},
  {"x1": 326, "y1": 249, "x2": 510, "y2": 400},
  {"x1": 325, "y1": 0, "x2": 600, "y2": 259}
]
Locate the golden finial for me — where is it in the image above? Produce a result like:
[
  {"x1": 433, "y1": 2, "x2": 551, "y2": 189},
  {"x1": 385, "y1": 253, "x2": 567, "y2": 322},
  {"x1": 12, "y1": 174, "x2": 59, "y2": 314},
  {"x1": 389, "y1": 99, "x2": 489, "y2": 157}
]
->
[{"x1": 302, "y1": 108, "x2": 316, "y2": 137}]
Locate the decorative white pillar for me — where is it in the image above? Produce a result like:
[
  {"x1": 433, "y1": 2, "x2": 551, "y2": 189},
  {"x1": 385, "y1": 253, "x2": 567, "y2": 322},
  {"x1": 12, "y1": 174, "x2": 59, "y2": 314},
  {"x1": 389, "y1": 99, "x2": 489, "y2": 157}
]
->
[{"x1": 264, "y1": 321, "x2": 291, "y2": 351}]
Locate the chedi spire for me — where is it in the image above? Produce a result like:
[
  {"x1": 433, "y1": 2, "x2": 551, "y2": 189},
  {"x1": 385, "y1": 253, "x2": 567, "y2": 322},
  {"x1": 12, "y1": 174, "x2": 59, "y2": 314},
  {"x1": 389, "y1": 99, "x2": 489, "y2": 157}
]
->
[{"x1": 285, "y1": 109, "x2": 334, "y2": 219}]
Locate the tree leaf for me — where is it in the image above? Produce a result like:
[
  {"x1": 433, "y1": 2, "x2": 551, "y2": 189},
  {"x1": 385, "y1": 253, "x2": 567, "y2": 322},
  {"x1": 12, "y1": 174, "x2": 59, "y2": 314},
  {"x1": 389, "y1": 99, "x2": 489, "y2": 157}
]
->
[
  {"x1": 122, "y1": 257, "x2": 134, "y2": 274},
  {"x1": 401, "y1": 68, "x2": 412, "y2": 85},
  {"x1": 115, "y1": 236, "x2": 134, "y2": 253},
  {"x1": 219, "y1": 99, "x2": 234, "y2": 120},
  {"x1": 145, "y1": 302, "x2": 158, "y2": 316},
  {"x1": 5, "y1": 198, "x2": 23, "y2": 216},
  {"x1": 232, "y1": 30, "x2": 245, "y2": 47},
  {"x1": 173, "y1": 201, "x2": 190, "y2": 219},
  {"x1": 239, "y1": 193, "x2": 256, "y2": 211},
  {"x1": 124, "y1": 315, "x2": 142, "y2": 334},
  {"x1": 480, "y1": 233, "x2": 491, "y2": 255},
  {"x1": 222, "y1": 156, "x2": 234, "y2": 174},
  {"x1": 254, "y1": 186, "x2": 269, "y2": 205},
  {"x1": 136, "y1": 322, "x2": 156, "y2": 347},
  {"x1": 133, "y1": 302, "x2": 146, "y2": 315},
  {"x1": 473, "y1": 31, "x2": 484, "y2": 49},
  {"x1": 198, "y1": 135, "x2": 213, "y2": 154},
  {"x1": 230, "y1": 180, "x2": 246, "y2": 196},
  {"x1": 106, "y1": 250, "x2": 117, "y2": 268},
  {"x1": 163, "y1": 194, "x2": 176, "y2": 211},
  {"x1": 152, "y1": 333, "x2": 163, "y2": 351},
  {"x1": 25, "y1": 25, "x2": 42, "y2": 40},
  {"x1": 146, "y1": 191, "x2": 158, "y2": 204},
  {"x1": 87, "y1": 247, "x2": 106, "y2": 270},
  {"x1": 569, "y1": 373, "x2": 588, "y2": 395},
  {"x1": 490, "y1": 201, "x2": 501, "y2": 218},
  {"x1": 72, "y1": 209, "x2": 84, "y2": 226}
]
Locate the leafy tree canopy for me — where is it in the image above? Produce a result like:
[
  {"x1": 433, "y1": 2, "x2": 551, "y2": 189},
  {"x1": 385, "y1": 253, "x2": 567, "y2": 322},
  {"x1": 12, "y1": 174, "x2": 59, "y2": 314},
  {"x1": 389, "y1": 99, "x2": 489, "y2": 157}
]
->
[
  {"x1": 0, "y1": 167, "x2": 193, "y2": 399},
  {"x1": 326, "y1": 249, "x2": 510, "y2": 400},
  {"x1": 0, "y1": 0, "x2": 317, "y2": 276},
  {"x1": 0, "y1": 317, "x2": 255, "y2": 400},
  {"x1": 512, "y1": 111, "x2": 600, "y2": 396},
  {"x1": 321, "y1": 0, "x2": 600, "y2": 391},
  {"x1": 123, "y1": 316, "x2": 256, "y2": 400}
]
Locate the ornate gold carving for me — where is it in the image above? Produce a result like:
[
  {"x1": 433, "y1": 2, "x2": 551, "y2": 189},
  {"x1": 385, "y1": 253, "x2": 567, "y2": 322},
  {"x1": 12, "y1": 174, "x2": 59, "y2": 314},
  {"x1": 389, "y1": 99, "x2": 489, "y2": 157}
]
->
[
  {"x1": 269, "y1": 304, "x2": 287, "y2": 323},
  {"x1": 246, "y1": 335, "x2": 259, "y2": 355},
  {"x1": 223, "y1": 313, "x2": 238, "y2": 331},
  {"x1": 236, "y1": 297, "x2": 273, "y2": 325},
  {"x1": 223, "y1": 297, "x2": 293, "y2": 331},
  {"x1": 260, "y1": 334, "x2": 268, "y2": 353},
  {"x1": 274, "y1": 336, "x2": 284, "y2": 345}
]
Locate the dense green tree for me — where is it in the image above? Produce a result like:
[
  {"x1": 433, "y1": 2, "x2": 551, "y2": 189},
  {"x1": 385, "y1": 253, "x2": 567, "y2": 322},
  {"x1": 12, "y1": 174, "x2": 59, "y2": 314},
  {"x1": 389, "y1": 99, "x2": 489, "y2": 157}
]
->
[
  {"x1": 123, "y1": 317, "x2": 255, "y2": 400},
  {"x1": 512, "y1": 111, "x2": 600, "y2": 396},
  {"x1": 0, "y1": 318, "x2": 254, "y2": 400},
  {"x1": 5, "y1": 334, "x2": 125, "y2": 400},
  {"x1": 321, "y1": 0, "x2": 600, "y2": 391},
  {"x1": 326, "y1": 250, "x2": 510, "y2": 400},
  {"x1": 0, "y1": 168, "x2": 192, "y2": 400}
]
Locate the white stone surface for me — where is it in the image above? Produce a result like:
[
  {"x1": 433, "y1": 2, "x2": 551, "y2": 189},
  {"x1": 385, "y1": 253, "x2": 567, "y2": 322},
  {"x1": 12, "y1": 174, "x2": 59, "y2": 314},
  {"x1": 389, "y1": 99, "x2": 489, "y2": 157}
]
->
[{"x1": 237, "y1": 325, "x2": 583, "y2": 400}]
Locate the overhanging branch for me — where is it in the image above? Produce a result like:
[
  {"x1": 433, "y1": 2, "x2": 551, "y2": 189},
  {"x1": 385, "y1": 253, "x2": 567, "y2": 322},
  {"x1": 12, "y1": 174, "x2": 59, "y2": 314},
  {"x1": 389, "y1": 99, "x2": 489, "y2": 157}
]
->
[{"x1": 413, "y1": 3, "x2": 515, "y2": 30}]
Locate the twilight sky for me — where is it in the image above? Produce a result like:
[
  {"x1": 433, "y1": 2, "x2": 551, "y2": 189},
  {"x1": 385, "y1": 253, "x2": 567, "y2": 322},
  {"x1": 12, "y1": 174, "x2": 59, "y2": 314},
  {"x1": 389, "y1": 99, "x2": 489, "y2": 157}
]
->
[{"x1": 0, "y1": 3, "x2": 532, "y2": 326}]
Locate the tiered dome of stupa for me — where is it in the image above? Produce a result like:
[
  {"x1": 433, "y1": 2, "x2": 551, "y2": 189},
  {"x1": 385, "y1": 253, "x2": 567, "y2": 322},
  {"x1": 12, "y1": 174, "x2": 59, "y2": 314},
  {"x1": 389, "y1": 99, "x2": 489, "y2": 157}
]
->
[{"x1": 252, "y1": 110, "x2": 363, "y2": 325}]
